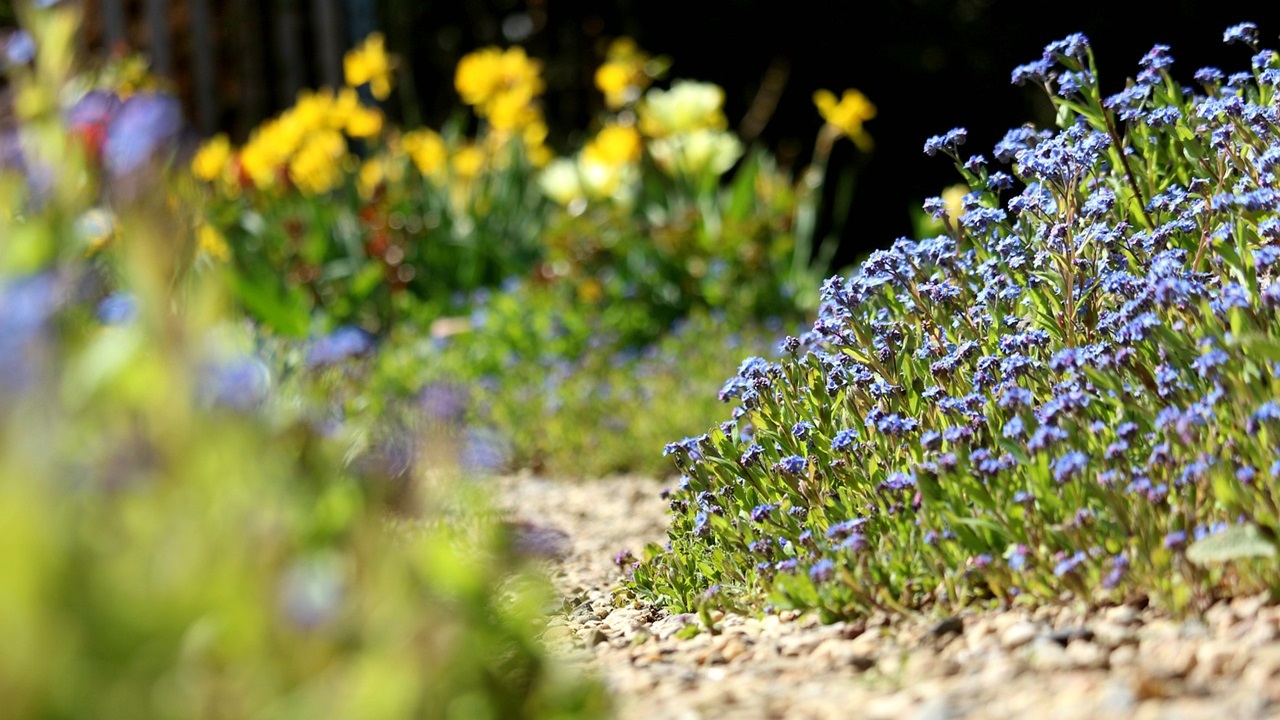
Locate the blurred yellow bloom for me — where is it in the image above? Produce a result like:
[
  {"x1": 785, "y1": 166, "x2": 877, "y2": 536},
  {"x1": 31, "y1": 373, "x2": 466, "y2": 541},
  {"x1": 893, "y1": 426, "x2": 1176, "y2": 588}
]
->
[
  {"x1": 942, "y1": 183, "x2": 968, "y2": 220},
  {"x1": 455, "y1": 47, "x2": 544, "y2": 127},
  {"x1": 594, "y1": 37, "x2": 653, "y2": 109},
  {"x1": 344, "y1": 104, "x2": 384, "y2": 138},
  {"x1": 578, "y1": 154, "x2": 636, "y2": 201},
  {"x1": 198, "y1": 224, "x2": 230, "y2": 261},
  {"x1": 344, "y1": 33, "x2": 395, "y2": 100},
  {"x1": 402, "y1": 128, "x2": 447, "y2": 182},
  {"x1": 451, "y1": 144, "x2": 486, "y2": 180},
  {"x1": 191, "y1": 134, "x2": 230, "y2": 182},
  {"x1": 357, "y1": 158, "x2": 385, "y2": 200},
  {"x1": 648, "y1": 129, "x2": 743, "y2": 178},
  {"x1": 288, "y1": 130, "x2": 347, "y2": 195},
  {"x1": 813, "y1": 88, "x2": 876, "y2": 151},
  {"x1": 538, "y1": 158, "x2": 584, "y2": 207},
  {"x1": 638, "y1": 81, "x2": 727, "y2": 138},
  {"x1": 292, "y1": 89, "x2": 336, "y2": 132},
  {"x1": 583, "y1": 124, "x2": 642, "y2": 167}
]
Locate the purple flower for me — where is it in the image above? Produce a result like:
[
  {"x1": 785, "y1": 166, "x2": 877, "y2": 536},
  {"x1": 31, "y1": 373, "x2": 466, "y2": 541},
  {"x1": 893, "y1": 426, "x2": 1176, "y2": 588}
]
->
[
  {"x1": 923, "y1": 127, "x2": 968, "y2": 157},
  {"x1": 750, "y1": 504, "x2": 777, "y2": 523},
  {"x1": 1163, "y1": 530, "x2": 1188, "y2": 549},
  {"x1": 1053, "y1": 550, "x2": 1088, "y2": 576},
  {"x1": 740, "y1": 443, "x2": 765, "y2": 466},
  {"x1": 306, "y1": 325, "x2": 375, "y2": 367},
  {"x1": 1223, "y1": 22, "x2": 1259, "y2": 46},
  {"x1": 809, "y1": 559, "x2": 835, "y2": 584},
  {"x1": 1052, "y1": 450, "x2": 1089, "y2": 483},
  {"x1": 830, "y1": 429, "x2": 857, "y2": 452},
  {"x1": 200, "y1": 356, "x2": 271, "y2": 410},
  {"x1": 96, "y1": 292, "x2": 137, "y2": 325},
  {"x1": 103, "y1": 93, "x2": 184, "y2": 175},
  {"x1": 776, "y1": 455, "x2": 807, "y2": 474}
]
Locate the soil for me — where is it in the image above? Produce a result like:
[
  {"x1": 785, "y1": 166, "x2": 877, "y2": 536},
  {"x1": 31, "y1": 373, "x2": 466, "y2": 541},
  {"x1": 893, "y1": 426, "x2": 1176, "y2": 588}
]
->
[{"x1": 496, "y1": 473, "x2": 1280, "y2": 719}]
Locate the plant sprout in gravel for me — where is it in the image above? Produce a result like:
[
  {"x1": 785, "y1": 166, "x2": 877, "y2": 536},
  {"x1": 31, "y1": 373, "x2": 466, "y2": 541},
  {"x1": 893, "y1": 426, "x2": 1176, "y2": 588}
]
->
[{"x1": 629, "y1": 24, "x2": 1280, "y2": 621}]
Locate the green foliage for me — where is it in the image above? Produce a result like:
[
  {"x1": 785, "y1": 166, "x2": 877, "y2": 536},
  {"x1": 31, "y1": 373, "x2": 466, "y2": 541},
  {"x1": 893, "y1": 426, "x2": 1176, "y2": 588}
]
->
[{"x1": 0, "y1": 5, "x2": 606, "y2": 717}]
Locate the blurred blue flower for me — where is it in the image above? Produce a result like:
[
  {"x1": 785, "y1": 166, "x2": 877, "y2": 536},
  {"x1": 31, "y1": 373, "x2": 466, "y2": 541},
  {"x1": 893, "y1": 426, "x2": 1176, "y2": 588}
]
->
[
  {"x1": 103, "y1": 93, "x2": 183, "y2": 176},
  {"x1": 96, "y1": 292, "x2": 137, "y2": 325},
  {"x1": 306, "y1": 326, "x2": 375, "y2": 367},
  {"x1": 200, "y1": 357, "x2": 272, "y2": 410}
]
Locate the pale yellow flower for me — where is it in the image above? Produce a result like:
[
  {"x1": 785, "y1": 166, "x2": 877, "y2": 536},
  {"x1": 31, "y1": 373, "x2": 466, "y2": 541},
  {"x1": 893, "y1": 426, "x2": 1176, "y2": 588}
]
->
[
  {"x1": 813, "y1": 88, "x2": 876, "y2": 151},
  {"x1": 648, "y1": 129, "x2": 742, "y2": 178},
  {"x1": 941, "y1": 183, "x2": 968, "y2": 220},
  {"x1": 638, "y1": 81, "x2": 727, "y2": 138},
  {"x1": 538, "y1": 158, "x2": 584, "y2": 207}
]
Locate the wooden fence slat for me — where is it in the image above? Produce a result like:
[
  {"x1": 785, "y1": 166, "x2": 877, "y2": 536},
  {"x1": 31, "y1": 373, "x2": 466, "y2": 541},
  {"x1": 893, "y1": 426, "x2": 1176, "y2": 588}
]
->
[
  {"x1": 231, "y1": 0, "x2": 267, "y2": 138},
  {"x1": 100, "y1": 0, "x2": 125, "y2": 51},
  {"x1": 273, "y1": 0, "x2": 304, "y2": 106},
  {"x1": 145, "y1": 0, "x2": 171, "y2": 75},
  {"x1": 189, "y1": 0, "x2": 218, "y2": 134},
  {"x1": 311, "y1": 0, "x2": 343, "y2": 89}
]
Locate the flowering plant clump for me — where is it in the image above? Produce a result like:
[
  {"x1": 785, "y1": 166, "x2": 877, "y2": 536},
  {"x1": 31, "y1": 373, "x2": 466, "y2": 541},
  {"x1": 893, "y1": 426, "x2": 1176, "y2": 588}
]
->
[
  {"x1": 630, "y1": 25, "x2": 1280, "y2": 620},
  {"x1": 0, "y1": 6, "x2": 608, "y2": 717},
  {"x1": 193, "y1": 35, "x2": 553, "y2": 334}
]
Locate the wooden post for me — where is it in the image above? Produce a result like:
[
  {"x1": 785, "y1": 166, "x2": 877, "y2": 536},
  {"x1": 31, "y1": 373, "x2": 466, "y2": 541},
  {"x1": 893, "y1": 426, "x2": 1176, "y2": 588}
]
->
[
  {"x1": 231, "y1": 0, "x2": 267, "y2": 137},
  {"x1": 145, "y1": 0, "x2": 171, "y2": 75},
  {"x1": 100, "y1": 0, "x2": 125, "y2": 52},
  {"x1": 273, "y1": 0, "x2": 304, "y2": 106},
  {"x1": 311, "y1": 0, "x2": 343, "y2": 89},
  {"x1": 189, "y1": 0, "x2": 218, "y2": 134}
]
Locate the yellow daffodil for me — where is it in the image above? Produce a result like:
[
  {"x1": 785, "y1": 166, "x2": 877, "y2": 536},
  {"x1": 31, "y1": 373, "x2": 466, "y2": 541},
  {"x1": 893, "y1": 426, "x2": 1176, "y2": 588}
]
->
[
  {"x1": 344, "y1": 104, "x2": 384, "y2": 138},
  {"x1": 402, "y1": 128, "x2": 448, "y2": 182},
  {"x1": 455, "y1": 46, "x2": 544, "y2": 129},
  {"x1": 813, "y1": 88, "x2": 876, "y2": 151},
  {"x1": 344, "y1": 33, "x2": 395, "y2": 100},
  {"x1": 451, "y1": 144, "x2": 486, "y2": 180},
  {"x1": 357, "y1": 158, "x2": 385, "y2": 200},
  {"x1": 288, "y1": 129, "x2": 347, "y2": 195},
  {"x1": 191, "y1": 134, "x2": 230, "y2": 182},
  {"x1": 594, "y1": 37, "x2": 654, "y2": 109},
  {"x1": 638, "y1": 81, "x2": 727, "y2": 138},
  {"x1": 583, "y1": 124, "x2": 642, "y2": 167}
]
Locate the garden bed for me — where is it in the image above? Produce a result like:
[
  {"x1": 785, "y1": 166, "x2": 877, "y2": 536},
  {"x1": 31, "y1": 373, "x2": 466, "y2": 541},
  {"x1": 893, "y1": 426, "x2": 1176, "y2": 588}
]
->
[{"x1": 501, "y1": 473, "x2": 1280, "y2": 719}]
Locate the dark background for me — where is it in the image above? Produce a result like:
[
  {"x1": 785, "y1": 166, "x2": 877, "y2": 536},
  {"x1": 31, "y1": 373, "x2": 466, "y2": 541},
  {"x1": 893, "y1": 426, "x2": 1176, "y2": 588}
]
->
[{"x1": 378, "y1": 0, "x2": 1280, "y2": 268}]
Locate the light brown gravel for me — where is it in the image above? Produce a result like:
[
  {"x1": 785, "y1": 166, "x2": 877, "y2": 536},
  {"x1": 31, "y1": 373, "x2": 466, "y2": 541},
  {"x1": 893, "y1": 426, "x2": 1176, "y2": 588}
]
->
[{"x1": 495, "y1": 474, "x2": 1280, "y2": 719}]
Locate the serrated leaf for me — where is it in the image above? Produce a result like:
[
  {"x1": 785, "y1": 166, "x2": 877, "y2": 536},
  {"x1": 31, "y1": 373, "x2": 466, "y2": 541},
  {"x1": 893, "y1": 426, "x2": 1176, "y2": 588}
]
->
[{"x1": 1186, "y1": 525, "x2": 1277, "y2": 565}]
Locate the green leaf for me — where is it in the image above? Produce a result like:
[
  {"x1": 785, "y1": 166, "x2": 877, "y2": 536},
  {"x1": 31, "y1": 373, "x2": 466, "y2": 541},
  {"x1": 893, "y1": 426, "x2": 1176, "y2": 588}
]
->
[{"x1": 1186, "y1": 525, "x2": 1277, "y2": 565}]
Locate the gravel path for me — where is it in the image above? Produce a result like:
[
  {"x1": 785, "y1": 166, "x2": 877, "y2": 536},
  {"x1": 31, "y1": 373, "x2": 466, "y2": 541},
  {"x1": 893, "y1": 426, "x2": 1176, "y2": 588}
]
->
[{"x1": 496, "y1": 474, "x2": 1280, "y2": 719}]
